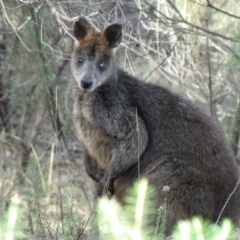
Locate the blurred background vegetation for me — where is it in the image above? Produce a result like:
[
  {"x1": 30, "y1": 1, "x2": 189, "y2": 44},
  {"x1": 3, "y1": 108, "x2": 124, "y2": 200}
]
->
[{"x1": 0, "y1": 0, "x2": 240, "y2": 239}]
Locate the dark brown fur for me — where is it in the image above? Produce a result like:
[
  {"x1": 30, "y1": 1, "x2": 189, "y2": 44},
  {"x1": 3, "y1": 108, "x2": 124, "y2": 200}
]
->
[{"x1": 66, "y1": 17, "x2": 240, "y2": 234}]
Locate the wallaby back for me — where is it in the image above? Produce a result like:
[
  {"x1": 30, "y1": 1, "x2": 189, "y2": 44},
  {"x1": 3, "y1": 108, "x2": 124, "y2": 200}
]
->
[{"x1": 66, "y1": 17, "x2": 240, "y2": 235}]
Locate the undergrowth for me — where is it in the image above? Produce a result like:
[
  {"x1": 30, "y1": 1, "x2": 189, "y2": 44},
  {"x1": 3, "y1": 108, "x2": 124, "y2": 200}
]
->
[{"x1": 0, "y1": 171, "x2": 238, "y2": 240}]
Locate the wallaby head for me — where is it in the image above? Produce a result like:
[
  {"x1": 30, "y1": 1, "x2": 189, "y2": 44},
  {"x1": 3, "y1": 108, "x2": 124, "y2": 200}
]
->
[{"x1": 71, "y1": 17, "x2": 122, "y2": 92}]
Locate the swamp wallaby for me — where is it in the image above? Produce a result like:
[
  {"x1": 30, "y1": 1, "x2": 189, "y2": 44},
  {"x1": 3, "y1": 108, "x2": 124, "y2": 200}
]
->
[{"x1": 65, "y1": 17, "x2": 240, "y2": 234}]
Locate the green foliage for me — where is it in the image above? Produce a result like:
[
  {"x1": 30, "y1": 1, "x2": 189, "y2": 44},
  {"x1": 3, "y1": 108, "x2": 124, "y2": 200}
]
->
[
  {"x1": 153, "y1": 197, "x2": 168, "y2": 240},
  {"x1": 97, "y1": 179, "x2": 237, "y2": 240},
  {"x1": 0, "y1": 175, "x2": 238, "y2": 240},
  {"x1": 97, "y1": 178, "x2": 155, "y2": 240},
  {"x1": 173, "y1": 217, "x2": 235, "y2": 240},
  {"x1": 0, "y1": 203, "x2": 30, "y2": 240},
  {"x1": 16, "y1": 155, "x2": 84, "y2": 239}
]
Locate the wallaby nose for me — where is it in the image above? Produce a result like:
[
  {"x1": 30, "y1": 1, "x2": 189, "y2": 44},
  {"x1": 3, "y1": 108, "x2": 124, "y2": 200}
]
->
[{"x1": 81, "y1": 80, "x2": 93, "y2": 89}]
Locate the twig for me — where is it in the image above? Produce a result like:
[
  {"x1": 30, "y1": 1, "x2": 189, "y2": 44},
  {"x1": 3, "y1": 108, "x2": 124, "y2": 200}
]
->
[
  {"x1": 206, "y1": 8, "x2": 213, "y2": 117},
  {"x1": 76, "y1": 202, "x2": 97, "y2": 240},
  {"x1": 0, "y1": 0, "x2": 32, "y2": 52},
  {"x1": 207, "y1": 0, "x2": 240, "y2": 20},
  {"x1": 165, "y1": 0, "x2": 240, "y2": 44},
  {"x1": 216, "y1": 177, "x2": 240, "y2": 224},
  {"x1": 136, "y1": 108, "x2": 140, "y2": 181},
  {"x1": 144, "y1": 34, "x2": 183, "y2": 82}
]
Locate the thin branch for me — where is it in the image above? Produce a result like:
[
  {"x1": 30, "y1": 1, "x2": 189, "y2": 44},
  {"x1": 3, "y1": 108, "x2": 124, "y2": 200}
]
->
[
  {"x1": 0, "y1": 0, "x2": 32, "y2": 52},
  {"x1": 144, "y1": 1, "x2": 240, "y2": 62},
  {"x1": 216, "y1": 177, "x2": 240, "y2": 223},
  {"x1": 231, "y1": 100, "x2": 240, "y2": 158},
  {"x1": 207, "y1": 0, "x2": 240, "y2": 20},
  {"x1": 212, "y1": 87, "x2": 231, "y2": 104},
  {"x1": 165, "y1": 0, "x2": 240, "y2": 44},
  {"x1": 206, "y1": 8, "x2": 213, "y2": 117},
  {"x1": 144, "y1": 35, "x2": 183, "y2": 81},
  {"x1": 76, "y1": 203, "x2": 97, "y2": 240}
]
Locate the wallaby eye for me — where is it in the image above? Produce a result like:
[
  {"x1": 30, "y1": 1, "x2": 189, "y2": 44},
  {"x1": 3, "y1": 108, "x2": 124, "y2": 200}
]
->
[
  {"x1": 98, "y1": 62, "x2": 106, "y2": 71},
  {"x1": 78, "y1": 57, "x2": 84, "y2": 65}
]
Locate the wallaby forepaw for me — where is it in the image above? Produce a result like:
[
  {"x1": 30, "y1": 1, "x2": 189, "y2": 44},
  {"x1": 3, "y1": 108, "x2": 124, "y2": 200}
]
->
[{"x1": 97, "y1": 180, "x2": 114, "y2": 199}]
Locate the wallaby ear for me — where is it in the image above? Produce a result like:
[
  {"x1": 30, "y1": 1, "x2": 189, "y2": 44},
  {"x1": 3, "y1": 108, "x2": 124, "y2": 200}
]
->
[
  {"x1": 73, "y1": 17, "x2": 94, "y2": 41},
  {"x1": 102, "y1": 23, "x2": 122, "y2": 48}
]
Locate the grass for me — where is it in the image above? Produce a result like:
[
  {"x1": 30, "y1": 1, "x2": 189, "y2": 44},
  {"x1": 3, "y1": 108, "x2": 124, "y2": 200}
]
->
[{"x1": 0, "y1": 176, "x2": 239, "y2": 240}]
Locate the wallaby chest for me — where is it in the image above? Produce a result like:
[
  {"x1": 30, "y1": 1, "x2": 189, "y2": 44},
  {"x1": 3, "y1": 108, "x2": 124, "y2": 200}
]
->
[{"x1": 72, "y1": 94, "x2": 113, "y2": 169}]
